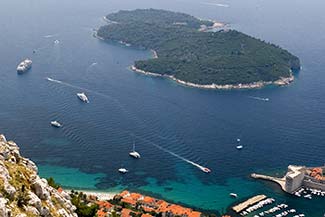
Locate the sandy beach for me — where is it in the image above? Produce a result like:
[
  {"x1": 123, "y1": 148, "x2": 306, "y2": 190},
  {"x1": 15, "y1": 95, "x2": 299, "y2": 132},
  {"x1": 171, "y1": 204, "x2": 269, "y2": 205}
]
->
[{"x1": 64, "y1": 188, "x2": 118, "y2": 201}]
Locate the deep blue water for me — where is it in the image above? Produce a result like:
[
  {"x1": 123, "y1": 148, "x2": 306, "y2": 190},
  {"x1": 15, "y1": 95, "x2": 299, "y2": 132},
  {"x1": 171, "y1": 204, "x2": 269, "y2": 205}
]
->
[{"x1": 0, "y1": 0, "x2": 324, "y2": 215}]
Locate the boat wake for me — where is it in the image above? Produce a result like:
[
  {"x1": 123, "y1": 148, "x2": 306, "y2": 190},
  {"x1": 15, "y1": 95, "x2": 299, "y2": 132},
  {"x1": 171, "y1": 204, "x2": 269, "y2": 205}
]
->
[
  {"x1": 45, "y1": 77, "x2": 112, "y2": 100},
  {"x1": 135, "y1": 134, "x2": 211, "y2": 173},
  {"x1": 86, "y1": 62, "x2": 98, "y2": 72},
  {"x1": 249, "y1": 96, "x2": 270, "y2": 102},
  {"x1": 43, "y1": 34, "x2": 59, "y2": 38},
  {"x1": 201, "y1": 2, "x2": 230, "y2": 7}
]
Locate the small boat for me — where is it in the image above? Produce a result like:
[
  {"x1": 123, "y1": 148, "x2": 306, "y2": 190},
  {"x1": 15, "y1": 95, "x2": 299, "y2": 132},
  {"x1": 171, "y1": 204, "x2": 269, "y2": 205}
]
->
[
  {"x1": 77, "y1": 92, "x2": 89, "y2": 103},
  {"x1": 200, "y1": 167, "x2": 211, "y2": 173},
  {"x1": 129, "y1": 141, "x2": 141, "y2": 159},
  {"x1": 17, "y1": 59, "x2": 32, "y2": 73},
  {"x1": 236, "y1": 138, "x2": 243, "y2": 150},
  {"x1": 236, "y1": 145, "x2": 243, "y2": 150},
  {"x1": 230, "y1": 193, "x2": 238, "y2": 198},
  {"x1": 54, "y1": 39, "x2": 60, "y2": 44},
  {"x1": 50, "y1": 121, "x2": 62, "y2": 128},
  {"x1": 118, "y1": 168, "x2": 128, "y2": 174}
]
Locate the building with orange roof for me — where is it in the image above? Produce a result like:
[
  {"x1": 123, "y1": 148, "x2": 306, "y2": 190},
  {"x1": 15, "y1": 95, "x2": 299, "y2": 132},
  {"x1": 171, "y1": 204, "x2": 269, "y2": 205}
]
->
[
  {"x1": 130, "y1": 192, "x2": 143, "y2": 200},
  {"x1": 142, "y1": 196, "x2": 156, "y2": 204},
  {"x1": 120, "y1": 190, "x2": 130, "y2": 198},
  {"x1": 121, "y1": 197, "x2": 137, "y2": 206},
  {"x1": 141, "y1": 214, "x2": 153, "y2": 217},
  {"x1": 121, "y1": 208, "x2": 132, "y2": 217},
  {"x1": 188, "y1": 211, "x2": 202, "y2": 217},
  {"x1": 110, "y1": 191, "x2": 203, "y2": 217},
  {"x1": 57, "y1": 187, "x2": 63, "y2": 193},
  {"x1": 96, "y1": 201, "x2": 113, "y2": 210},
  {"x1": 142, "y1": 206, "x2": 155, "y2": 213},
  {"x1": 97, "y1": 209, "x2": 108, "y2": 217}
]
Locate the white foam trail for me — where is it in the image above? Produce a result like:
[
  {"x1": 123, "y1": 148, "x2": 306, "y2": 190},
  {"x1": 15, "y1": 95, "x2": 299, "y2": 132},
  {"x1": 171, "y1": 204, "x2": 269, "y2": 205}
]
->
[
  {"x1": 46, "y1": 77, "x2": 62, "y2": 83},
  {"x1": 249, "y1": 96, "x2": 270, "y2": 102},
  {"x1": 202, "y1": 2, "x2": 230, "y2": 7},
  {"x1": 43, "y1": 34, "x2": 59, "y2": 38},
  {"x1": 135, "y1": 134, "x2": 210, "y2": 173},
  {"x1": 45, "y1": 77, "x2": 113, "y2": 100}
]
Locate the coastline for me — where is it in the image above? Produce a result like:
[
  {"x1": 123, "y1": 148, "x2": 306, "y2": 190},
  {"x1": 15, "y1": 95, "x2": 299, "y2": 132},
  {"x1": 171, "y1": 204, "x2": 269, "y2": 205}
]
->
[
  {"x1": 64, "y1": 188, "x2": 117, "y2": 200},
  {"x1": 130, "y1": 65, "x2": 294, "y2": 90},
  {"x1": 96, "y1": 16, "x2": 294, "y2": 90}
]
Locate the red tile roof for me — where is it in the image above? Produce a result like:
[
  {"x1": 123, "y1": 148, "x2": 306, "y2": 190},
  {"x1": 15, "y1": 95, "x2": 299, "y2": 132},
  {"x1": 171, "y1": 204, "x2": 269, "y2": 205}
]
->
[{"x1": 121, "y1": 208, "x2": 132, "y2": 217}]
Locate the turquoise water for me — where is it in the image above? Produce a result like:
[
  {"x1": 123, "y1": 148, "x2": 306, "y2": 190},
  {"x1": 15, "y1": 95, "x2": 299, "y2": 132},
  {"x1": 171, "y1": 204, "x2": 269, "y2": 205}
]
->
[
  {"x1": 0, "y1": 0, "x2": 324, "y2": 216},
  {"x1": 38, "y1": 165, "x2": 106, "y2": 189}
]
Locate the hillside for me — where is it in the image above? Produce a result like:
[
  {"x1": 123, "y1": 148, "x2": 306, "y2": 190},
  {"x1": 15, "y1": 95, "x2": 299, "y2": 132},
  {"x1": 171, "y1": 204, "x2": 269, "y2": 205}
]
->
[
  {"x1": 0, "y1": 134, "x2": 77, "y2": 217},
  {"x1": 97, "y1": 9, "x2": 301, "y2": 88}
]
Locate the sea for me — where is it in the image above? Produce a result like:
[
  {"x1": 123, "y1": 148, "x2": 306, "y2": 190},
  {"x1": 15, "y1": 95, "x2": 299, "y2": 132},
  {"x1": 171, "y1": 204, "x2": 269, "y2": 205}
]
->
[{"x1": 0, "y1": 0, "x2": 324, "y2": 216}]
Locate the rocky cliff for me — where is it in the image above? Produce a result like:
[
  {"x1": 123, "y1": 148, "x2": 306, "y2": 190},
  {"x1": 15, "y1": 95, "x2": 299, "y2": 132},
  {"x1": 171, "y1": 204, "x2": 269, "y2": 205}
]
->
[{"x1": 0, "y1": 134, "x2": 77, "y2": 217}]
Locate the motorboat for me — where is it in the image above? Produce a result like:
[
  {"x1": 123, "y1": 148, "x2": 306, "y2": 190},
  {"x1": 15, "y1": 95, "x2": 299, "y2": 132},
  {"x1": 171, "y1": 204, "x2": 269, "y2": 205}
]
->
[
  {"x1": 77, "y1": 92, "x2": 89, "y2": 103},
  {"x1": 200, "y1": 167, "x2": 211, "y2": 173},
  {"x1": 230, "y1": 193, "x2": 238, "y2": 198},
  {"x1": 50, "y1": 121, "x2": 62, "y2": 128},
  {"x1": 236, "y1": 145, "x2": 243, "y2": 150},
  {"x1": 118, "y1": 168, "x2": 128, "y2": 174}
]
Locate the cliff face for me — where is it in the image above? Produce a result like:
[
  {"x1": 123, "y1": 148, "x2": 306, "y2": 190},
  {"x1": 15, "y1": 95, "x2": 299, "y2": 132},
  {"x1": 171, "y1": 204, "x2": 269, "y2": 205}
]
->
[{"x1": 0, "y1": 134, "x2": 77, "y2": 217}]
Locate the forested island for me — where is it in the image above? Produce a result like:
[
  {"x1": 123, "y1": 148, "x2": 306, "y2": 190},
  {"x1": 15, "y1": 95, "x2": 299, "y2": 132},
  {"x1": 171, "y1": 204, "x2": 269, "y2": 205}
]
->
[{"x1": 97, "y1": 9, "x2": 301, "y2": 89}]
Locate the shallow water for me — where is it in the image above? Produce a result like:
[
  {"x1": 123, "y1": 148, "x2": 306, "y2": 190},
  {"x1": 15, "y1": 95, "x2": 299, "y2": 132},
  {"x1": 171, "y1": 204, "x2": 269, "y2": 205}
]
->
[{"x1": 0, "y1": 0, "x2": 324, "y2": 215}]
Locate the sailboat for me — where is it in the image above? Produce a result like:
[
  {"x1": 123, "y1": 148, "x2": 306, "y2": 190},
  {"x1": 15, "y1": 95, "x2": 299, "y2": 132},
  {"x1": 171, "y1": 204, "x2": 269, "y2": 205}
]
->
[
  {"x1": 236, "y1": 138, "x2": 243, "y2": 150},
  {"x1": 129, "y1": 141, "x2": 141, "y2": 158}
]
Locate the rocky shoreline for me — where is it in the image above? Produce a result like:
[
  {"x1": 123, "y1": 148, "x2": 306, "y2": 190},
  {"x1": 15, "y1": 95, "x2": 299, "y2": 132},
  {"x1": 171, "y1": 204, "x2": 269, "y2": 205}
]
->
[
  {"x1": 130, "y1": 65, "x2": 294, "y2": 90},
  {"x1": 0, "y1": 135, "x2": 77, "y2": 217}
]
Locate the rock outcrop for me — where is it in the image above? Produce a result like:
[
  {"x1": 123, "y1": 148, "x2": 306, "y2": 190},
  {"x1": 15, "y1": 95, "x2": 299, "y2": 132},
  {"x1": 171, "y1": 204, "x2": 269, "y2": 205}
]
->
[{"x1": 0, "y1": 134, "x2": 77, "y2": 217}]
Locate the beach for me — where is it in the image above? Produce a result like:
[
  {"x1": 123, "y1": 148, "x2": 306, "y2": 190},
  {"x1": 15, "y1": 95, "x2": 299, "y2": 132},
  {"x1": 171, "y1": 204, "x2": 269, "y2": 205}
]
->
[{"x1": 64, "y1": 188, "x2": 117, "y2": 201}]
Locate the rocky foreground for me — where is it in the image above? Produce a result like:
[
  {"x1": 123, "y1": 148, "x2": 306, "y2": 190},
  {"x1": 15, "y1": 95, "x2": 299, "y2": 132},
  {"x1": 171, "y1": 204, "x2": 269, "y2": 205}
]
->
[{"x1": 0, "y1": 134, "x2": 77, "y2": 217}]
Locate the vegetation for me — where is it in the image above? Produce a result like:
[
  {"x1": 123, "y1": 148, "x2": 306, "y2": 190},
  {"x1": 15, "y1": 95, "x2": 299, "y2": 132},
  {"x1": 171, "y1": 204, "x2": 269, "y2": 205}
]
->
[
  {"x1": 47, "y1": 177, "x2": 60, "y2": 189},
  {"x1": 97, "y1": 9, "x2": 300, "y2": 85},
  {"x1": 70, "y1": 191, "x2": 99, "y2": 217}
]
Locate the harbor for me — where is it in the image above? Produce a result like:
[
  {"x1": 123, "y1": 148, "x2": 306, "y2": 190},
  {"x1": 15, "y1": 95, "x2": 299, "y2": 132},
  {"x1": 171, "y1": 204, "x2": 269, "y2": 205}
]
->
[
  {"x1": 231, "y1": 195, "x2": 306, "y2": 217},
  {"x1": 251, "y1": 165, "x2": 325, "y2": 195}
]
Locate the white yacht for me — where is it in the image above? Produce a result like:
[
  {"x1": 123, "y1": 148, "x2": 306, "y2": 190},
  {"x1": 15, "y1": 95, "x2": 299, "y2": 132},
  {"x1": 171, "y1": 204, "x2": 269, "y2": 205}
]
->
[
  {"x1": 230, "y1": 193, "x2": 238, "y2": 198},
  {"x1": 17, "y1": 59, "x2": 32, "y2": 73},
  {"x1": 236, "y1": 145, "x2": 243, "y2": 150},
  {"x1": 50, "y1": 121, "x2": 62, "y2": 128},
  {"x1": 129, "y1": 141, "x2": 141, "y2": 159},
  {"x1": 77, "y1": 92, "x2": 89, "y2": 103},
  {"x1": 118, "y1": 168, "x2": 128, "y2": 174}
]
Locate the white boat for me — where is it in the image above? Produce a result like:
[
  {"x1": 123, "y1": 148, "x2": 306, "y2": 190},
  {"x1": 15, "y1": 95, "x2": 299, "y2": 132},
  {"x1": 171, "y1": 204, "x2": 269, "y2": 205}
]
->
[
  {"x1": 118, "y1": 168, "x2": 128, "y2": 174},
  {"x1": 129, "y1": 141, "x2": 141, "y2": 159},
  {"x1": 230, "y1": 193, "x2": 238, "y2": 198},
  {"x1": 50, "y1": 121, "x2": 62, "y2": 128},
  {"x1": 17, "y1": 59, "x2": 32, "y2": 73},
  {"x1": 54, "y1": 39, "x2": 60, "y2": 44},
  {"x1": 77, "y1": 92, "x2": 89, "y2": 103},
  {"x1": 236, "y1": 138, "x2": 243, "y2": 150},
  {"x1": 236, "y1": 145, "x2": 243, "y2": 150},
  {"x1": 200, "y1": 167, "x2": 211, "y2": 173}
]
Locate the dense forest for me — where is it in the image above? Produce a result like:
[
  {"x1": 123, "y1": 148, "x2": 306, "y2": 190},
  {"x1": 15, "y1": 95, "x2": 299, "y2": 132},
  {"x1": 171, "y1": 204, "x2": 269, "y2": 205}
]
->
[{"x1": 97, "y1": 9, "x2": 300, "y2": 85}]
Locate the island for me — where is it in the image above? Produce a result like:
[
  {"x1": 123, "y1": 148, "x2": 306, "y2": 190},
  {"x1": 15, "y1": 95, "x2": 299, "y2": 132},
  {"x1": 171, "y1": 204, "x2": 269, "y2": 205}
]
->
[{"x1": 97, "y1": 9, "x2": 301, "y2": 89}]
